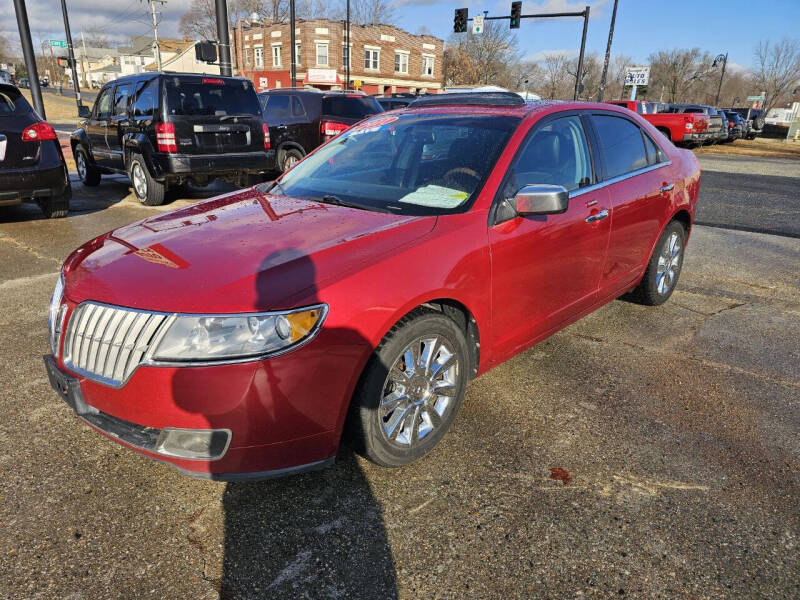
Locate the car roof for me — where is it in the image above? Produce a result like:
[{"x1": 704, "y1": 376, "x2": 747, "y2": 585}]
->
[
  {"x1": 392, "y1": 98, "x2": 622, "y2": 120},
  {"x1": 101, "y1": 72, "x2": 250, "y2": 86}
]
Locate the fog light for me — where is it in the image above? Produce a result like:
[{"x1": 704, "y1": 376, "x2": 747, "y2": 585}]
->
[{"x1": 155, "y1": 428, "x2": 231, "y2": 460}]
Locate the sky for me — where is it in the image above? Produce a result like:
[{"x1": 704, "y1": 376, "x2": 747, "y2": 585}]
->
[{"x1": 2, "y1": 0, "x2": 799, "y2": 73}]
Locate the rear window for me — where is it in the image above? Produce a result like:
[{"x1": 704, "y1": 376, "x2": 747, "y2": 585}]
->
[
  {"x1": 164, "y1": 77, "x2": 260, "y2": 117},
  {"x1": 322, "y1": 95, "x2": 383, "y2": 119},
  {"x1": 0, "y1": 87, "x2": 33, "y2": 116}
]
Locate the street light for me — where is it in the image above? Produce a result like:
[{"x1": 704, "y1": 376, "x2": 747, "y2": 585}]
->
[{"x1": 712, "y1": 52, "x2": 727, "y2": 107}]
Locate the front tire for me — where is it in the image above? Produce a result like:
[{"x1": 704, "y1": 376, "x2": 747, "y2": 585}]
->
[
  {"x1": 74, "y1": 146, "x2": 100, "y2": 186},
  {"x1": 348, "y1": 310, "x2": 470, "y2": 467},
  {"x1": 630, "y1": 220, "x2": 686, "y2": 306},
  {"x1": 128, "y1": 154, "x2": 166, "y2": 206}
]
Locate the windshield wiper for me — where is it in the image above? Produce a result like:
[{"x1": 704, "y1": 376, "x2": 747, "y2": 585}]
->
[
  {"x1": 317, "y1": 195, "x2": 378, "y2": 211},
  {"x1": 265, "y1": 180, "x2": 287, "y2": 196},
  {"x1": 219, "y1": 114, "x2": 253, "y2": 121}
]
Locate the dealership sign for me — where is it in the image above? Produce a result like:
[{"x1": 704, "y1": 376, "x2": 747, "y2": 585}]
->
[
  {"x1": 304, "y1": 69, "x2": 341, "y2": 84},
  {"x1": 624, "y1": 66, "x2": 650, "y2": 87}
]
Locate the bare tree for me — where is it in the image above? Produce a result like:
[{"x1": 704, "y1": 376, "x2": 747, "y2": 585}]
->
[
  {"x1": 82, "y1": 30, "x2": 113, "y2": 49},
  {"x1": 540, "y1": 52, "x2": 570, "y2": 99},
  {"x1": 647, "y1": 48, "x2": 714, "y2": 103},
  {"x1": 329, "y1": 0, "x2": 395, "y2": 25},
  {"x1": 753, "y1": 38, "x2": 800, "y2": 113},
  {"x1": 179, "y1": 0, "x2": 289, "y2": 40},
  {"x1": 444, "y1": 21, "x2": 518, "y2": 86}
]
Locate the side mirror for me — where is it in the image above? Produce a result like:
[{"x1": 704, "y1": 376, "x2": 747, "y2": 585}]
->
[
  {"x1": 514, "y1": 184, "x2": 569, "y2": 216},
  {"x1": 78, "y1": 105, "x2": 90, "y2": 119}
]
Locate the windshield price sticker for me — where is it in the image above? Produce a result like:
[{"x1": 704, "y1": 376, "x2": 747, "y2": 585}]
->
[{"x1": 350, "y1": 115, "x2": 399, "y2": 135}]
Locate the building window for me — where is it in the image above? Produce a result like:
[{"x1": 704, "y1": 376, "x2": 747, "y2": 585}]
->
[
  {"x1": 295, "y1": 42, "x2": 301, "y2": 66},
  {"x1": 244, "y1": 47, "x2": 251, "y2": 67},
  {"x1": 272, "y1": 44, "x2": 282, "y2": 67},
  {"x1": 394, "y1": 51, "x2": 409, "y2": 74},
  {"x1": 342, "y1": 45, "x2": 351, "y2": 68},
  {"x1": 422, "y1": 55, "x2": 434, "y2": 77},
  {"x1": 316, "y1": 43, "x2": 329, "y2": 66},
  {"x1": 254, "y1": 47, "x2": 263, "y2": 68},
  {"x1": 364, "y1": 48, "x2": 379, "y2": 70}
]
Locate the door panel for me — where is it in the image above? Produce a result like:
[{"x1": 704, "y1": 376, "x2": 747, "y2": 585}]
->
[
  {"x1": 107, "y1": 83, "x2": 133, "y2": 170},
  {"x1": 87, "y1": 87, "x2": 112, "y2": 168},
  {"x1": 489, "y1": 114, "x2": 611, "y2": 357}
]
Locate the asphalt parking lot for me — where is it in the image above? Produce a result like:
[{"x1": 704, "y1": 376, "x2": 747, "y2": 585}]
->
[{"x1": 1, "y1": 154, "x2": 798, "y2": 599}]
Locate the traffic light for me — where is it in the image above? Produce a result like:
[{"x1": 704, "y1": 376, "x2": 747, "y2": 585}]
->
[
  {"x1": 454, "y1": 8, "x2": 468, "y2": 33},
  {"x1": 195, "y1": 40, "x2": 218, "y2": 63},
  {"x1": 510, "y1": 1, "x2": 522, "y2": 28},
  {"x1": 56, "y1": 56, "x2": 74, "y2": 68}
]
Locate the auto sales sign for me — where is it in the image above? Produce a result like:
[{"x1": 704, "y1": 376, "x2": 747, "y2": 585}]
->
[{"x1": 624, "y1": 66, "x2": 650, "y2": 87}]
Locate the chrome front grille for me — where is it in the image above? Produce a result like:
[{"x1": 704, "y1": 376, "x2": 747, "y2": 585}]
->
[{"x1": 62, "y1": 303, "x2": 169, "y2": 386}]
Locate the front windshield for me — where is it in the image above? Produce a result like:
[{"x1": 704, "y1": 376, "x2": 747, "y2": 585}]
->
[{"x1": 268, "y1": 113, "x2": 519, "y2": 215}]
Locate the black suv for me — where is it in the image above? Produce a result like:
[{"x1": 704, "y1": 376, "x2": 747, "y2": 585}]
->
[
  {"x1": 71, "y1": 73, "x2": 272, "y2": 206},
  {"x1": 259, "y1": 89, "x2": 382, "y2": 172},
  {"x1": 0, "y1": 83, "x2": 71, "y2": 218}
]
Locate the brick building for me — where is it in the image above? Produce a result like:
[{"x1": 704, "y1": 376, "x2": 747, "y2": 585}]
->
[{"x1": 233, "y1": 19, "x2": 443, "y2": 95}]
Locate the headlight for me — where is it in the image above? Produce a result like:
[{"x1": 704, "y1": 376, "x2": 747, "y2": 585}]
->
[
  {"x1": 48, "y1": 272, "x2": 66, "y2": 355},
  {"x1": 151, "y1": 305, "x2": 327, "y2": 362}
]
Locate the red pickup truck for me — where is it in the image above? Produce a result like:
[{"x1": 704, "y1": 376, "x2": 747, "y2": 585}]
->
[{"x1": 607, "y1": 101, "x2": 712, "y2": 147}]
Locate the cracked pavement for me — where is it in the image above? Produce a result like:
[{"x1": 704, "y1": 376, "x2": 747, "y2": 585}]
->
[{"x1": 1, "y1": 157, "x2": 799, "y2": 599}]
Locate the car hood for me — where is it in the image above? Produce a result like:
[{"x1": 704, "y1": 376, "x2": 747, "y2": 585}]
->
[{"x1": 64, "y1": 187, "x2": 436, "y2": 313}]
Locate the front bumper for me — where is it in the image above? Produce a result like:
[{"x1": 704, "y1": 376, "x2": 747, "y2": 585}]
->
[
  {"x1": 43, "y1": 315, "x2": 362, "y2": 478},
  {"x1": 0, "y1": 163, "x2": 68, "y2": 205},
  {"x1": 152, "y1": 150, "x2": 275, "y2": 178}
]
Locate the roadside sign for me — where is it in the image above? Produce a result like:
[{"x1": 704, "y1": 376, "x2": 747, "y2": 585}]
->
[
  {"x1": 49, "y1": 40, "x2": 67, "y2": 48},
  {"x1": 353, "y1": 79, "x2": 362, "y2": 90},
  {"x1": 258, "y1": 76, "x2": 268, "y2": 91},
  {"x1": 747, "y1": 95, "x2": 765, "y2": 102},
  {"x1": 473, "y1": 15, "x2": 484, "y2": 34},
  {"x1": 624, "y1": 66, "x2": 650, "y2": 87}
]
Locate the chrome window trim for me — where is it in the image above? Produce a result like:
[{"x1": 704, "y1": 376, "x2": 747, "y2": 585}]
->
[
  {"x1": 62, "y1": 301, "x2": 329, "y2": 389},
  {"x1": 569, "y1": 160, "x2": 672, "y2": 199}
]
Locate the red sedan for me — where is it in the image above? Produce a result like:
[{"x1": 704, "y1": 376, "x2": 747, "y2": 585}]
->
[{"x1": 45, "y1": 94, "x2": 700, "y2": 480}]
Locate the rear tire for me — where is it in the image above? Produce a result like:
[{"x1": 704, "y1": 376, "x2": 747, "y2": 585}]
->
[
  {"x1": 128, "y1": 153, "x2": 166, "y2": 206},
  {"x1": 630, "y1": 220, "x2": 686, "y2": 306},
  {"x1": 279, "y1": 147, "x2": 304, "y2": 172},
  {"x1": 39, "y1": 184, "x2": 71, "y2": 219},
  {"x1": 74, "y1": 146, "x2": 100, "y2": 187},
  {"x1": 347, "y1": 310, "x2": 470, "y2": 467}
]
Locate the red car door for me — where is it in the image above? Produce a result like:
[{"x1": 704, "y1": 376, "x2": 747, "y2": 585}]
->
[
  {"x1": 588, "y1": 114, "x2": 675, "y2": 295},
  {"x1": 488, "y1": 114, "x2": 612, "y2": 359}
]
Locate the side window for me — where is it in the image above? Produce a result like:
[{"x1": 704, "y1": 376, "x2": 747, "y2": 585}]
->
[
  {"x1": 132, "y1": 79, "x2": 157, "y2": 117},
  {"x1": 591, "y1": 114, "x2": 648, "y2": 179},
  {"x1": 113, "y1": 84, "x2": 133, "y2": 117},
  {"x1": 264, "y1": 95, "x2": 291, "y2": 120},
  {"x1": 291, "y1": 95, "x2": 306, "y2": 117},
  {"x1": 506, "y1": 115, "x2": 593, "y2": 196},
  {"x1": 643, "y1": 133, "x2": 666, "y2": 166},
  {"x1": 94, "y1": 88, "x2": 112, "y2": 119}
]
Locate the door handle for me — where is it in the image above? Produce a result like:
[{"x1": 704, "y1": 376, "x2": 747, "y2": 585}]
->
[
  {"x1": 585, "y1": 209, "x2": 609, "y2": 223},
  {"x1": 660, "y1": 183, "x2": 674, "y2": 193}
]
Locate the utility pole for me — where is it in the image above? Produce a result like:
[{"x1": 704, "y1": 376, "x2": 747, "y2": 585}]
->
[
  {"x1": 215, "y1": 0, "x2": 232, "y2": 76},
  {"x1": 81, "y1": 31, "x2": 89, "y2": 87},
  {"x1": 146, "y1": 0, "x2": 167, "y2": 71},
  {"x1": 597, "y1": 0, "x2": 618, "y2": 102},
  {"x1": 713, "y1": 52, "x2": 728, "y2": 107},
  {"x1": 573, "y1": 6, "x2": 589, "y2": 100},
  {"x1": 60, "y1": 0, "x2": 83, "y2": 110},
  {"x1": 345, "y1": 0, "x2": 350, "y2": 89},
  {"x1": 289, "y1": 0, "x2": 296, "y2": 87},
  {"x1": 12, "y1": 0, "x2": 45, "y2": 118}
]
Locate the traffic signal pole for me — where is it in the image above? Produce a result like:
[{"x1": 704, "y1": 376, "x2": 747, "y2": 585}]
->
[
  {"x1": 454, "y1": 5, "x2": 591, "y2": 100},
  {"x1": 12, "y1": 0, "x2": 45, "y2": 119},
  {"x1": 60, "y1": 0, "x2": 83, "y2": 111},
  {"x1": 215, "y1": 0, "x2": 232, "y2": 76}
]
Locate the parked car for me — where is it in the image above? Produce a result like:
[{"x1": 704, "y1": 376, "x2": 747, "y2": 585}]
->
[
  {"x1": 723, "y1": 110, "x2": 746, "y2": 141},
  {"x1": 259, "y1": 89, "x2": 383, "y2": 172},
  {"x1": 70, "y1": 73, "x2": 272, "y2": 206},
  {"x1": 729, "y1": 107, "x2": 765, "y2": 139},
  {"x1": 375, "y1": 93, "x2": 417, "y2": 111},
  {"x1": 17, "y1": 78, "x2": 29, "y2": 89},
  {"x1": 0, "y1": 83, "x2": 71, "y2": 218},
  {"x1": 45, "y1": 93, "x2": 700, "y2": 479},
  {"x1": 606, "y1": 100, "x2": 712, "y2": 147},
  {"x1": 663, "y1": 104, "x2": 723, "y2": 144},
  {"x1": 715, "y1": 109, "x2": 730, "y2": 143}
]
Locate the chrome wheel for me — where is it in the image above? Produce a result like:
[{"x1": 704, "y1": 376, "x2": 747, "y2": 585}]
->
[
  {"x1": 131, "y1": 162, "x2": 147, "y2": 199},
  {"x1": 380, "y1": 336, "x2": 459, "y2": 447},
  {"x1": 656, "y1": 231, "x2": 681, "y2": 295},
  {"x1": 76, "y1": 152, "x2": 87, "y2": 180},
  {"x1": 283, "y1": 154, "x2": 299, "y2": 170}
]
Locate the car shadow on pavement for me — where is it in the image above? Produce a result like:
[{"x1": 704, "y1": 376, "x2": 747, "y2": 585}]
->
[{"x1": 171, "y1": 240, "x2": 398, "y2": 598}]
